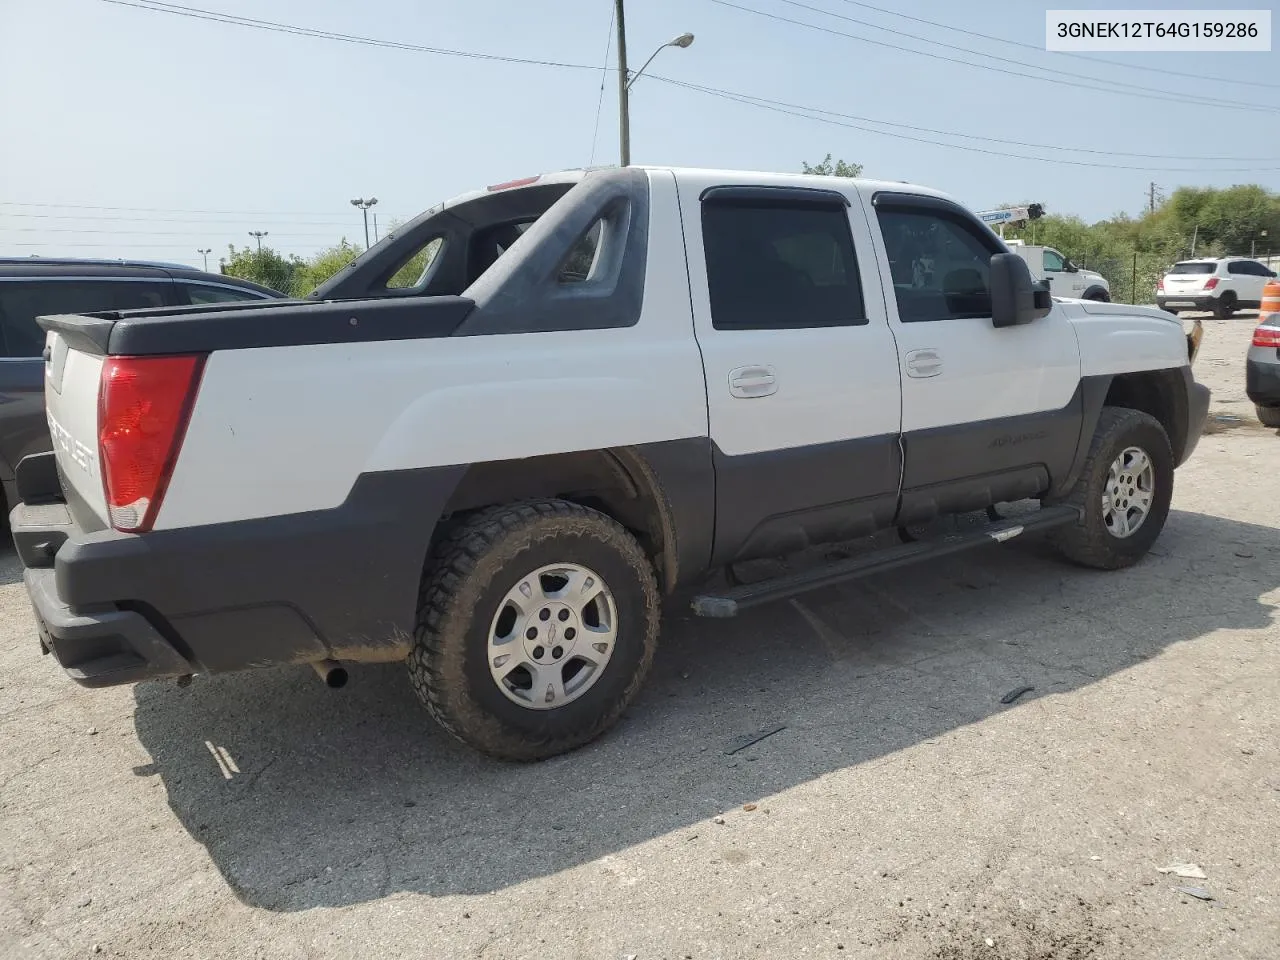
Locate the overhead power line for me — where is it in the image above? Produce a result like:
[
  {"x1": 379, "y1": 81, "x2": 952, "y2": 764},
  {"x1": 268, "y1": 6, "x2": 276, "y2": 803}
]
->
[
  {"x1": 708, "y1": 0, "x2": 1280, "y2": 116},
  {"x1": 0, "y1": 227, "x2": 349, "y2": 238},
  {"x1": 772, "y1": 0, "x2": 1273, "y2": 108},
  {"x1": 654, "y1": 77, "x2": 1278, "y2": 164},
  {"x1": 656, "y1": 77, "x2": 1280, "y2": 173},
  {"x1": 99, "y1": 0, "x2": 599, "y2": 72},
  {"x1": 0, "y1": 199, "x2": 406, "y2": 217},
  {"x1": 830, "y1": 0, "x2": 1280, "y2": 91},
  {"x1": 0, "y1": 211, "x2": 366, "y2": 226},
  {"x1": 92, "y1": 0, "x2": 1280, "y2": 173}
]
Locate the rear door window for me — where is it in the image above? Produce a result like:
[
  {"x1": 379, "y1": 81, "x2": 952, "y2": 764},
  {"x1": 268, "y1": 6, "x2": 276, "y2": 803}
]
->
[{"x1": 0, "y1": 279, "x2": 172, "y2": 358}]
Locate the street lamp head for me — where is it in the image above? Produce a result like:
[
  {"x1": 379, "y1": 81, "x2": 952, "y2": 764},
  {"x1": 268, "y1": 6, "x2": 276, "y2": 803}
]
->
[
  {"x1": 368, "y1": 197, "x2": 378, "y2": 206},
  {"x1": 350, "y1": 198, "x2": 362, "y2": 207},
  {"x1": 670, "y1": 32, "x2": 695, "y2": 48}
]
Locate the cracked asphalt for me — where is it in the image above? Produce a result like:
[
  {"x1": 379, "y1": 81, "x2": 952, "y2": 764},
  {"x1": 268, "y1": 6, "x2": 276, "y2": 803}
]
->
[{"x1": 1, "y1": 315, "x2": 1277, "y2": 959}]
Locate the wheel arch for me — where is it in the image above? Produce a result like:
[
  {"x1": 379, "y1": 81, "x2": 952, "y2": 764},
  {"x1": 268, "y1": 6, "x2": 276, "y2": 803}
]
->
[
  {"x1": 1048, "y1": 368, "x2": 1190, "y2": 500},
  {"x1": 1081, "y1": 285, "x2": 1110, "y2": 302},
  {"x1": 437, "y1": 444, "x2": 710, "y2": 594}
]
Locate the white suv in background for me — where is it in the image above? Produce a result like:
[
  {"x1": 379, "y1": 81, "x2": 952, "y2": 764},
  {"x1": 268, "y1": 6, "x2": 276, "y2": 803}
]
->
[{"x1": 1157, "y1": 257, "x2": 1277, "y2": 319}]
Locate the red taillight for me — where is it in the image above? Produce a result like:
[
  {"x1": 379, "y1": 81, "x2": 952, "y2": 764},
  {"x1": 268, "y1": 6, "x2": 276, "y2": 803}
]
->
[
  {"x1": 1157, "y1": 277, "x2": 1165, "y2": 291},
  {"x1": 1204, "y1": 277, "x2": 1219, "y2": 290},
  {"x1": 1254, "y1": 325, "x2": 1280, "y2": 348},
  {"x1": 98, "y1": 354, "x2": 206, "y2": 533}
]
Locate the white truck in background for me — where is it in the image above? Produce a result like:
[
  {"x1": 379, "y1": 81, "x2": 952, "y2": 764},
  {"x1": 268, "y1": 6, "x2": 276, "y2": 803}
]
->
[
  {"x1": 1006, "y1": 240, "x2": 1111, "y2": 302},
  {"x1": 979, "y1": 205, "x2": 1110, "y2": 302}
]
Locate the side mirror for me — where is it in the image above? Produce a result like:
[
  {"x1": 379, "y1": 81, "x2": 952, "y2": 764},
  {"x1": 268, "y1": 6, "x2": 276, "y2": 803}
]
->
[
  {"x1": 990, "y1": 252, "x2": 1052, "y2": 328},
  {"x1": 1064, "y1": 260, "x2": 1079, "y2": 273}
]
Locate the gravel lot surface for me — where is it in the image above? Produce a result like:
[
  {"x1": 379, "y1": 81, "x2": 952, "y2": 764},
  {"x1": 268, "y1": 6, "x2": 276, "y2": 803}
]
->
[{"x1": 2, "y1": 313, "x2": 1277, "y2": 960}]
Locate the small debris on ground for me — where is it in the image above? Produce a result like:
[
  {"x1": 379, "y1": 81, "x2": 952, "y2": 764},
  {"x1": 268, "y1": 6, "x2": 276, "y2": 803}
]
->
[
  {"x1": 1177, "y1": 886, "x2": 1215, "y2": 901},
  {"x1": 712, "y1": 816, "x2": 726, "y2": 825},
  {"x1": 1235, "y1": 549, "x2": 1255, "y2": 558},
  {"x1": 1158, "y1": 862, "x2": 1208, "y2": 880},
  {"x1": 743, "y1": 803, "x2": 758, "y2": 812},
  {"x1": 999, "y1": 686, "x2": 1035, "y2": 705},
  {"x1": 985, "y1": 938, "x2": 995, "y2": 947},
  {"x1": 86, "y1": 727, "x2": 98, "y2": 736},
  {"x1": 1090, "y1": 856, "x2": 1103, "y2": 861},
  {"x1": 723, "y1": 724, "x2": 786, "y2": 755}
]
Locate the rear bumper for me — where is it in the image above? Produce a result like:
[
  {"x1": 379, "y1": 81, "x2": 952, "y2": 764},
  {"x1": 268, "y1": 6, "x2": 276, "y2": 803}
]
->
[
  {"x1": 1246, "y1": 353, "x2": 1280, "y2": 407},
  {"x1": 1157, "y1": 295, "x2": 1215, "y2": 311},
  {"x1": 13, "y1": 453, "x2": 465, "y2": 688}
]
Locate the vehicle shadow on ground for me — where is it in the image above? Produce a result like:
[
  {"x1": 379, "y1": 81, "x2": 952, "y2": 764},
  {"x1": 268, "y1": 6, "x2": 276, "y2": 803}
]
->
[{"x1": 131, "y1": 508, "x2": 1278, "y2": 911}]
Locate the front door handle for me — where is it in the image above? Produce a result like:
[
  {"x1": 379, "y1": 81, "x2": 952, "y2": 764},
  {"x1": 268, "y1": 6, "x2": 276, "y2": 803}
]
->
[
  {"x1": 905, "y1": 348, "x2": 942, "y2": 379},
  {"x1": 728, "y1": 365, "x2": 778, "y2": 398}
]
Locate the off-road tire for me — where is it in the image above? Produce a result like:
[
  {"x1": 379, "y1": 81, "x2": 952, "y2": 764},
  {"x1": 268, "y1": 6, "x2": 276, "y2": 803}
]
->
[
  {"x1": 1213, "y1": 293, "x2": 1236, "y2": 319},
  {"x1": 1256, "y1": 404, "x2": 1280, "y2": 428},
  {"x1": 408, "y1": 499, "x2": 660, "y2": 762},
  {"x1": 1084, "y1": 289, "x2": 1111, "y2": 303},
  {"x1": 1049, "y1": 407, "x2": 1174, "y2": 570}
]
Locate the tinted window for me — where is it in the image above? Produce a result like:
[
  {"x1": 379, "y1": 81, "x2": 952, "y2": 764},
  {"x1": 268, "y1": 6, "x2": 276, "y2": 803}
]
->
[
  {"x1": 1042, "y1": 248, "x2": 1066, "y2": 272},
  {"x1": 0, "y1": 280, "x2": 169, "y2": 358},
  {"x1": 182, "y1": 283, "x2": 268, "y2": 304},
  {"x1": 1170, "y1": 262, "x2": 1217, "y2": 275},
  {"x1": 1236, "y1": 260, "x2": 1270, "y2": 276},
  {"x1": 701, "y1": 202, "x2": 866, "y2": 330},
  {"x1": 559, "y1": 219, "x2": 604, "y2": 283},
  {"x1": 1227, "y1": 261, "x2": 1248, "y2": 275},
  {"x1": 387, "y1": 236, "x2": 445, "y2": 289},
  {"x1": 876, "y1": 208, "x2": 999, "y2": 322}
]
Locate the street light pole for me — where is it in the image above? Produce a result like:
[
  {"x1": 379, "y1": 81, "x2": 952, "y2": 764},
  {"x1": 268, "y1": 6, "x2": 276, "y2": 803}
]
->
[
  {"x1": 249, "y1": 231, "x2": 268, "y2": 254},
  {"x1": 615, "y1": 0, "x2": 630, "y2": 167},
  {"x1": 197, "y1": 247, "x2": 212, "y2": 271},
  {"x1": 351, "y1": 197, "x2": 378, "y2": 250},
  {"x1": 614, "y1": 4, "x2": 694, "y2": 167}
]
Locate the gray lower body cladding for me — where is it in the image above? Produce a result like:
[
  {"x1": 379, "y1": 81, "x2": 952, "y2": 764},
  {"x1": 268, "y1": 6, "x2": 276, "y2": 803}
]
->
[{"x1": 15, "y1": 463, "x2": 465, "y2": 686}]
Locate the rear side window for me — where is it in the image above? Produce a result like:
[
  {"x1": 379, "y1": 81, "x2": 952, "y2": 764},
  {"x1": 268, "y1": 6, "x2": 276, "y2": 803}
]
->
[
  {"x1": 701, "y1": 203, "x2": 866, "y2": 330},
  {"x1": 1170, "y1": 262, "x2": 1217, "y2": 275},
  {"x1": 1227, "y1": 261, "x2": 1248, "y2": 275},
  {"x1": 181, "y1": 283, "x2": 269, "y2": 304},
  {"x1": 876, "y1": 208, "x2": 999, "y2": 322},
  {"x1": 0, "y1": 280, "x2": 169, "y2": 358}
]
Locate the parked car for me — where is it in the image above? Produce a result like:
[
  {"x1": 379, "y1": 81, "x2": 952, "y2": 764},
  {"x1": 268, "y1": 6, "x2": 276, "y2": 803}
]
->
[
  {"x1": 12, "y1": 167, "x2": 1208, "y2": 761},
  {"x1": 1247, "y1": 299, "x2": 1280, "y2": 427},
  {"x1": 1156, "y1": 257, "x2": 1277, "y2": 319},
  {"x1": 0, "y1": 257, "x2": 284, "y2": 513}
]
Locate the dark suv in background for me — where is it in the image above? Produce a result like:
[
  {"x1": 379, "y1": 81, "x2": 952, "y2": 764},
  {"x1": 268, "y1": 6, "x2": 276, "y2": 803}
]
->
[{"x1": 0, "y1": 258, "x2": 284, "y2": 514}]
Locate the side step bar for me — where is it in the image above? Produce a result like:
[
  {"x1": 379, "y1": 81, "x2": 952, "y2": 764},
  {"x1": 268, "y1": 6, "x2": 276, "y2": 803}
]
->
[{"x1": 691, "y1": 505, "x2": 1081, "y2": 618}]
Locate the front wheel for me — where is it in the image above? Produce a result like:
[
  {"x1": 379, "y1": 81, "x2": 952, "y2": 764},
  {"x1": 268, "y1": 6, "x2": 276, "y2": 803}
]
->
[
  {"x1": 409, "y1": 499, "x2": 660, "y2": 761},
  {"x1": 1049, "y1": 407, "x2": 1174, "y2": 570},
  {"x1": 1257, "y1": 404, "x2": 1280, "y2": 428}
]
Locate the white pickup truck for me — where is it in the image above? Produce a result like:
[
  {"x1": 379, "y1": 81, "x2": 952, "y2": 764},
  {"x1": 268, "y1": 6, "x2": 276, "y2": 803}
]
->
[
  {"x1": 13, "y1": 166, "x2": 1209, "y2": 761},
  {"x1": 1006, "y1": 240, "x2": 1111, "y2": 302}
]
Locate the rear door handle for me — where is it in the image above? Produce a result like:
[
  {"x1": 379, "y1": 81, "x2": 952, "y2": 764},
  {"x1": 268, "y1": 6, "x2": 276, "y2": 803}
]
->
[
  {"x1": 728, "y1": 365, "x2": 778, "y2": 398},
  {"x1": 905, "y1": 348, "x2": 942, "y2": 379}
]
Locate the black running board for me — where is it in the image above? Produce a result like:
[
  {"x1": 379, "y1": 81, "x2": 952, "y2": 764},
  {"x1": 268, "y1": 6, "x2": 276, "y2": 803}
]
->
[{"x1": 690, "y1": 505, "x2": 1081, "y2": 618}]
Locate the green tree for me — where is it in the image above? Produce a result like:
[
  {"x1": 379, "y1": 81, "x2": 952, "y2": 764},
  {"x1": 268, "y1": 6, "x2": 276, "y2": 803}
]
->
[
  {"x1": 801, "y1": 154, "x2": 863, "y2": 178},
  {"x1": 221, "y1": 244, "x2": 304, "y2": 295},
  {"x1": 291, "y1": 239, "x2": 363, "y2": 297}
]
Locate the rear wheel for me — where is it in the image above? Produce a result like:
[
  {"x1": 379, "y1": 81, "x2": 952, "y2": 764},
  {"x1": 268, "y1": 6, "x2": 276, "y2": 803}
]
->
[
  {"x1": 1213, "y1": 293, "x2": 1236, "y2": 319},
  {"x1": 1050, "y1": 407, "x2": 1173, "y2": 570},
  {"x1": 408, "y1": 499, "x2": 660, "y2": 761},
  {"x1": 1257, "y1": 404, "x2": 1280, "y2": 428}
]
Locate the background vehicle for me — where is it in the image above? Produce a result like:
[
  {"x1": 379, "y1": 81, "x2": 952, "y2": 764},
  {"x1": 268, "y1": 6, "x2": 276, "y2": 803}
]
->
[
  {"x1": 1005, "y1": 240, "x2": 1111, "y2": 301},
  {"x1": 1247, "y1": 281, "x2": 1280, "y2": 427},
  {"x1": 0, "y1": 257, "x2": 284, "y2": 514},
  {"x1": 11, "y1": 167, "x2": 1208, "y2": 762},
  {"x1": 1157, "y1": 257, "x2": 1277, "y2": 319}
]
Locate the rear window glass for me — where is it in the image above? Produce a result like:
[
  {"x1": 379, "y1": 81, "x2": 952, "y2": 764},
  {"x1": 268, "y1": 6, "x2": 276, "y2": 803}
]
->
[
  {"x1": 0, "y1": 280, "x2": 169, "y2": 358},
  {"x1": 1170, "y1": 263, "x2": 1216, "y2": 275}
]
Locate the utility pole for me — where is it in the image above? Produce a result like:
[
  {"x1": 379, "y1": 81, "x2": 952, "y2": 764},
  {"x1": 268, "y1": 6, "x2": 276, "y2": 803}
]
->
[
  {"x1": 615, "y1": 0, "x2": 630, "y2": 167},
  {"x1": 1148, "y1": 182, "x2": 1161, "y2": 214},
  {"x1": 197, "y1": 247, "x2": 212, "y2": 271},
  {"x1": 373, "y1": 212, "x2": 379, "y2": 244},
  {"x1": 249, "y1": 230, "x2": 268, "y2": 254},
  {"x1": 351, "y1": 197, "x2": 378, "y2": 250}
]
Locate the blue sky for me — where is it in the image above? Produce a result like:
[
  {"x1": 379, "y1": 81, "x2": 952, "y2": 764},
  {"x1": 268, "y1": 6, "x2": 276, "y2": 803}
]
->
[{"x1": 1, "y1": 0, "x2": 1277, "y2": 268}]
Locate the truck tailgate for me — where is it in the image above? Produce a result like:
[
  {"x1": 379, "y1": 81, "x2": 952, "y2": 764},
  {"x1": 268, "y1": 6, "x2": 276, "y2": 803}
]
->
[{"x1": 42, "y1": 326, "x2": 109, "y2": 525}]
